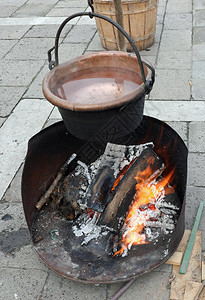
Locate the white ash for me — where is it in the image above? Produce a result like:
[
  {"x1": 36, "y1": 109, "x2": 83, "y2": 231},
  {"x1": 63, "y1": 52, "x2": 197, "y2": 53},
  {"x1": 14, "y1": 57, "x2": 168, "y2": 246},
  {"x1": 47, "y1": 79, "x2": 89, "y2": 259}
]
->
[
  {"x1": 72, "y1": 212, "x2": 109, "y2": 246},
  {"x1": 160, "y1": 208, "x2": 177, "y2": 215},
  {"x1": 156, "y1": 202, "x2": 180, "y2": 210},
  {"x1": 164, "y1": 249, "x2": 169, "y2": 256},
  {"x1": 124, "y1": 142, "x2": 154, "y2": 166},
  {"x1": 77, "y1": 160, "x2": 91, "y2": 185},
  {"x1": 145, "y1": 227, "x2": 160, "y2": 240},
  {"x1": 89, "y1": 142, "x2": 154, "y2": 180},
  {"x1": 73, "y1": 142, "x2": 154, "y2": 209},
  {"x1": 66, "y1": 153, "x2": 77, "y2": 165}
]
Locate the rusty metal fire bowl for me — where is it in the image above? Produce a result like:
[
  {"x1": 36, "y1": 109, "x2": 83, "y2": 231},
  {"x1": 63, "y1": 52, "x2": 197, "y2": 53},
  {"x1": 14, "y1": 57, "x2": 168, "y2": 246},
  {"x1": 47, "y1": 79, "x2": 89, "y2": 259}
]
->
[{"x1": 21, "y1": 116, "x2": 188, "y2": 284}]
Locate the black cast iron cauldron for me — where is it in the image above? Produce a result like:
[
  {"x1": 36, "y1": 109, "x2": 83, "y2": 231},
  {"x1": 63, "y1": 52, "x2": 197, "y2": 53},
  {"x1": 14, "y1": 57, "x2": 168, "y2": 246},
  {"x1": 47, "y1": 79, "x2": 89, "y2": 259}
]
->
[{"x1": 42, "y1": 11, "x2": 155, "y2": 142}]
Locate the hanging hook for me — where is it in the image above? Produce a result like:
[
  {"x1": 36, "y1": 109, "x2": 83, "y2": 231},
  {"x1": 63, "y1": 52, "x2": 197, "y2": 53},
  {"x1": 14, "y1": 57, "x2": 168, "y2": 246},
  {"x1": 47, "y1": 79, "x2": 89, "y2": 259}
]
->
[{"x1": 88, "y1": 0, "x2": 94, "y2": 14}]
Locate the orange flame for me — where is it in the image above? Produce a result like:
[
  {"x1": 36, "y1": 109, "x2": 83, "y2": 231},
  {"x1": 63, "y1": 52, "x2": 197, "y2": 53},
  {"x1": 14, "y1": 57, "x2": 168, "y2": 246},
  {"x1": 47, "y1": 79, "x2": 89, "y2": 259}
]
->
[{"x1": 113, "y1": 164, "x2": 175, "y2": 257}]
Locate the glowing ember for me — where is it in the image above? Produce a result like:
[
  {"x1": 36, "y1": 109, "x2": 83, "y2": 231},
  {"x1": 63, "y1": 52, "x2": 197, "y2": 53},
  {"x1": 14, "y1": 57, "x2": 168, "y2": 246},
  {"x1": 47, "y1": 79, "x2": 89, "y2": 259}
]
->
[{"x1": 113, "y1": 163, "x2": 175, "y2": 257}]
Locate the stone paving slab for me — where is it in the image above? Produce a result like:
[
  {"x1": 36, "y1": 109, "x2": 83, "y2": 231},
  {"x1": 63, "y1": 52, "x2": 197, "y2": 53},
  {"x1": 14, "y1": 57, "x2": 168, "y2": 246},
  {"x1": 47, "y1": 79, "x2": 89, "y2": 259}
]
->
[
  {"x1": 0, "y1": 202, "x2": 27, "y2": 234},
  {"x1": 189, "y1": 122, "x2": 205, "y2": 152},
  {"x1": 0, "y1": 25, "x2": 31, "y2": 39},
  {"x1": 158, "y1": 0, "x2": 167, "y2": 7},
  {"x1": 0, "y1": 268, "x2": 48, "y2": 300},
  {"x1": 46, "y1": 7, "x2": 86, "y2": 17},
  {"x1": 0, "y1": 6, "x2": 19, "y2": 18},
  {"x1": 108, "y1": 266, "x2": 172, "y2": 300},
  {"x1": 0, "y1": 17, "x2": 80, "y2": 26},
  {"x1": 164, "y1": 13, "x2": 192, "y2": 30},
  {"x1": 0, "y1": 99, "x2": 53, "y2": 200},
  {"x1": 12, "y1": 3, "x2": 54, "y2": 18},
  {"x1": 41, "y1": 271, "x2": 107, "y2": 300},
  {"x1": 0, "y1": 39, "x2": 18, "y2": 59},
  {"x1": 156, "y1": 6, "x2": 166, "y2": 25},
  {"x1": 23, "y1": 64, "x2": 50, "y2": 99},
  {"x1": 140, "y1": 42, "x2": 159, "y2": 56},
  {"x1": 63, "y1": 24, "x2": 96, "y2": 44},
  {"x1": 49, "y1": 107, "x2": 61, "y2": 119},
  {"x1": 0, "y1": 86, "x2": 26, "y2": 117},
  {"x1": 2, "y1": 166, "x2": 22, "y2": 204},
  {"x1": 0, "y1": 59, "x2": 44, "y2": 86},
  {"x1": 144, "y1": 101, "x2": 205, "y2": 121},
  {"x1": 193, "y1": 0, "x2": 205, "y2": 10},
  {"x1": 165, "y1": 121, "x2": 188, "y2": 141},
  {"x1": 166, "y1": 0, "x2": 192, "y2": 13},
  {"x1": 157, "y1": 50, "x2": 192, "y2": 70},
  {"x1": 55, "y1": 0, "x2": 88, "y2": 8},
  {"x1": 193, "y1": 43, "x2": 205, "y2": 61},
  {"x1": 193, "y1": 9, "x2": 205, "y2": 27},
  {"x1": 0, "y1": 118, "x2": 6, "y2": 128},
  {"x1": 27, "y1": 0, "x2": 58, "y2": 4},
  {"x1": 192, "y1": 61, "x2": 205, "y2": 100},
  {"x1": 24, "y1": 24, "x2": 72, "y2": 38},
  {"x1": 187, "y1": 153, "x2": 205, "y2": 186},
  {"x1": 155, "y1": 24, "x2": 163, "y2": 43},
  {"x1": 58, "y1": 43, "x2": 87, "y2": 62},
  {"x1": 87, "y1": 32, "x2": 105, "y2": 51},
  {"x1": 0, "y1": 0, "x2": 27, "y2": 6},
  {"x1": 4, "y1": 37, "x2": 56, "y2": 60},
  {"x1": 149, "y1": 69, "x2": 191, "y2": 100},
  {"x1": 193, "y1": 27, "x2": 205, "y2": 44},
  {"x1": 160, "y1": 30, "x2": 192, "y2": 51},
  {"x1": 0, "y1": 244, "x2": 48, "y2": 271}
]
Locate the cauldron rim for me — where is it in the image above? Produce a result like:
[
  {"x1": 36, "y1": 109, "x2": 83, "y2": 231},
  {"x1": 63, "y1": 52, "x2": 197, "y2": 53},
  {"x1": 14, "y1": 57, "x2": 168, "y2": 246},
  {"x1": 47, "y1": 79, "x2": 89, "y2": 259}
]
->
[{"x1": 42, "y1": 51, "x2": 153, "y2": 112}]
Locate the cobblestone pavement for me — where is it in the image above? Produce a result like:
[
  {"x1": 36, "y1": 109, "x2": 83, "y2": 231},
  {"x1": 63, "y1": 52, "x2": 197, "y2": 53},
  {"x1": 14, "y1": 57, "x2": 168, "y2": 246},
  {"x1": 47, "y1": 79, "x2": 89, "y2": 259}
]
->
[{"x1": 0, "y1": 0, "x2": 205, "y2": 299}]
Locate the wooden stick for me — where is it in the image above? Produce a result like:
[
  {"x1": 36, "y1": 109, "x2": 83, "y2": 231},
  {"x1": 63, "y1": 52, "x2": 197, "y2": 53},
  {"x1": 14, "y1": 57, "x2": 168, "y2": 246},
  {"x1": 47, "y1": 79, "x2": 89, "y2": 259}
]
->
[
  {"x1": 109, "y1": 278, "x2": 136, "y2": 300},
  {"x1": 35, "y1": 153, "x2": 77, "y2": 210},
  {"x1": 194, "y1": 280, "x2": 205, "y2": 300},
  {"x1": 166, "y1": 251, "x2": 183, "y2": 266},
  {"x1": 179, "y1": 201, "x2": 204, "y2": 274},
  {"x1": 113, "y1": 0, "x2": 126, "y2": 51}
]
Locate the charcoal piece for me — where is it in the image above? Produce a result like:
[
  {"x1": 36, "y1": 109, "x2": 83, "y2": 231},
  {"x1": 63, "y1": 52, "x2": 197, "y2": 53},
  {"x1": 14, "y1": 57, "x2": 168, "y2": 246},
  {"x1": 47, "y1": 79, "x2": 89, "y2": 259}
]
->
[
  {"x1": 98, "y1": 147, "x2": 164, "y2": 230},
  {"x1": 51, "y1": 169, "x2": 87, "y2": 220},
  {"x1": 82, "y1": 142, "x2": 126, "y2": 212}
]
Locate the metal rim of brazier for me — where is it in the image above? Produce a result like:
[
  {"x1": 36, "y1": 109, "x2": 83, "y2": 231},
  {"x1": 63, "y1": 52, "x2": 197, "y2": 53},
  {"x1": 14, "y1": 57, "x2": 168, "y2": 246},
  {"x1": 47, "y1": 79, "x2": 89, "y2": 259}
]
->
[{"x1": 21, "y1": 117, "x2": 188, "y2": 284}]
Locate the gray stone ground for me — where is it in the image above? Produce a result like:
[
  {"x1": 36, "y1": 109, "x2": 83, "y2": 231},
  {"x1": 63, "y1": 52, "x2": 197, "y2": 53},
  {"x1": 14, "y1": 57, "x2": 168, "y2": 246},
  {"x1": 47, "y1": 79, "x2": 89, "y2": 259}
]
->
[{"x1": 0, "y1": 0, "x2": 205, "y2": 299}]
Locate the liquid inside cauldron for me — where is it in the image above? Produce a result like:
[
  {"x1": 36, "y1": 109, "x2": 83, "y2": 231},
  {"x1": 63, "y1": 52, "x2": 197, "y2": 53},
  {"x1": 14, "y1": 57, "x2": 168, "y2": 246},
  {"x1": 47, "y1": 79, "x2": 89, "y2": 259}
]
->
[
  {"x1": 22, "y1": 117, "x2": 188, "y2": 284},
  {"x1": 55, "y1": 68, "x2": 140, "y2": 104}
]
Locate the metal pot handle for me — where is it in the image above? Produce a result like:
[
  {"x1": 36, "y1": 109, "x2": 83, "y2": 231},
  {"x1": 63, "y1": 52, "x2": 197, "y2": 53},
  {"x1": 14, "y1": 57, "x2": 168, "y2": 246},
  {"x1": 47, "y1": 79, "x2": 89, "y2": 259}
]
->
[{"x1": 47, "y1": 12, "x2": 155, "y2": 94}]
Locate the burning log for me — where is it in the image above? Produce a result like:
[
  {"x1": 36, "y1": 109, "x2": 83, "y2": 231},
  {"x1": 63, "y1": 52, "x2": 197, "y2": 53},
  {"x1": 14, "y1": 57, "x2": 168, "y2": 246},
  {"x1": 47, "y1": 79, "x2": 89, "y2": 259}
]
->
[
  {"x1": 98, "y1": 147, "x2": 164, "y2": 230},
  {"x1": 83, "y1": 143, "x2": 126, "y2": 212}
]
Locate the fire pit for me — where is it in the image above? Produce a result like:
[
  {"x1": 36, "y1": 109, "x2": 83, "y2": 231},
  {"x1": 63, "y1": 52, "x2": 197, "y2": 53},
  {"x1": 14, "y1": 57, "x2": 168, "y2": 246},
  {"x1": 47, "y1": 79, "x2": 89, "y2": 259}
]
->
[
  {"x1": 22, "y1": 116, "x2": 187, "y2": 283},
  {"x1": 21, "y1": 5, "x2": 187, "y2": 284}
]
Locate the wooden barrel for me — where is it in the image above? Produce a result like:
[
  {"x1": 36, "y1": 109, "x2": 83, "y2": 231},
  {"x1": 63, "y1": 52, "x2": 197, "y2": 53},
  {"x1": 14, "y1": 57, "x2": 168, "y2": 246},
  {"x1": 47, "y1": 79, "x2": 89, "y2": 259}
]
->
[{"x1": 93, "y1": 0, "x2": 158, "y2": 51}]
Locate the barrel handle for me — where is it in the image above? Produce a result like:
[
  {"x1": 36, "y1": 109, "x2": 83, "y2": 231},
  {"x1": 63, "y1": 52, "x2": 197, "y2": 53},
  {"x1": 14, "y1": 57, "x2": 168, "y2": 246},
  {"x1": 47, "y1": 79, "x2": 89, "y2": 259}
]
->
[{"x1": 47, "y1": 12, "x2": 155, "y2": 94}]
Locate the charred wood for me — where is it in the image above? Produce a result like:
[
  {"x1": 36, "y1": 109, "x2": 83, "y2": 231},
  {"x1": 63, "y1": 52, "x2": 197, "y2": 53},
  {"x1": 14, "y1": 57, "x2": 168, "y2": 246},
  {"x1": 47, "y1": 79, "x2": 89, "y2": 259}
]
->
[
  {"x1": 82, "y1": 143, "x2": 126, "y2": 212},
  {"x1": 86, "y1": 166, "x2": 114, "y2": 212},
  {"x1": 98, "y1": 148, "x2": 164, "y2": 230}
]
